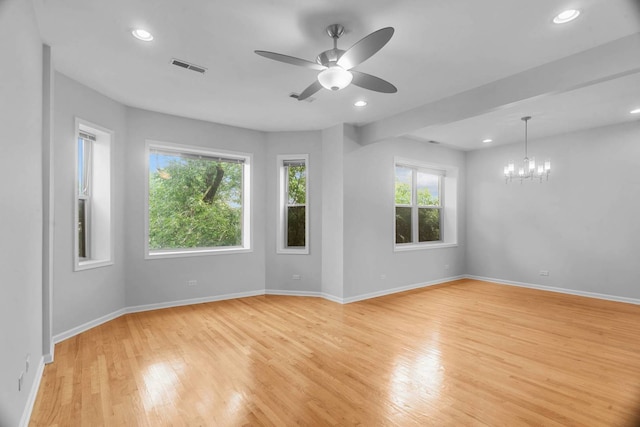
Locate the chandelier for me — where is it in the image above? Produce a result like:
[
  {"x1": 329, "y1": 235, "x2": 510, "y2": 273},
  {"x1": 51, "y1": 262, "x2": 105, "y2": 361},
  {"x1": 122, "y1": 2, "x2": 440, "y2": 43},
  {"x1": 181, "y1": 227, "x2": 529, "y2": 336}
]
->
[{"x1": 504, "y1": 116, "x2": 550, "y2": 183}]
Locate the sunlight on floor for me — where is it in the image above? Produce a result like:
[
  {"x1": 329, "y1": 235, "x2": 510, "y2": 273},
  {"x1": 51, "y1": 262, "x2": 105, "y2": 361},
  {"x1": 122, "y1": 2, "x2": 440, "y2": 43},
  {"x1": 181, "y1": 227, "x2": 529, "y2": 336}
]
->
[
  {"x1": 142, "y1": 361, "x2": 184, "y2": 410},
  {"x1": 390, "y1": 331, "x2": 444, "y2": 408}
]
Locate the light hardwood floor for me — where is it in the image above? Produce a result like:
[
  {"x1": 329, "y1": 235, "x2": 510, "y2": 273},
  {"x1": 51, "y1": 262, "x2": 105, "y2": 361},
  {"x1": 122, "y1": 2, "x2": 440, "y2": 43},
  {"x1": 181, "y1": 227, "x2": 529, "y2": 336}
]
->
[{"x1": 30, "y1": 279, "x2": 640, "y2": 426}]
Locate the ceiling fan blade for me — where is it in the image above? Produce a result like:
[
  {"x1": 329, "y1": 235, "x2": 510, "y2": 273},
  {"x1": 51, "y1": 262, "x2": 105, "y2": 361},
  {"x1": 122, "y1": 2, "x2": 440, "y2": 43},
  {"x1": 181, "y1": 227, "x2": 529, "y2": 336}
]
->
[
  {"x1": 337, "y1": 27, "x2": 394, "y2": 70},
  {"x1": 350, "y1": 71, "x2": 397, "y2": 93},
  {"x1": 297, "y1": 80, "x2": 323, "y2": 101},
  {"x1": 255, "y1": 50, "x2": 326, "y2": 71}
]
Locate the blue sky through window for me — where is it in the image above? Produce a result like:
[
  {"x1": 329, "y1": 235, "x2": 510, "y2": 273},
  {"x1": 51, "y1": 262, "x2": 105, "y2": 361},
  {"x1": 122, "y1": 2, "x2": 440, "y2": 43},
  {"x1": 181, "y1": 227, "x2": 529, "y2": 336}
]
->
[{"x1": 149, "y1": 153, "x2": 182, "y2": 173}]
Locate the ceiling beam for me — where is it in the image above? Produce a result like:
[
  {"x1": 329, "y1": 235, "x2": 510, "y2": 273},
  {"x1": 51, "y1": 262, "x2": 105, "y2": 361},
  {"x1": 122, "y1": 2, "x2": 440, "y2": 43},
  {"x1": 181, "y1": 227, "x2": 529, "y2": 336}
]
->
[{"x1": 357, "y1": 33, "x2": 640, "y2": 145}]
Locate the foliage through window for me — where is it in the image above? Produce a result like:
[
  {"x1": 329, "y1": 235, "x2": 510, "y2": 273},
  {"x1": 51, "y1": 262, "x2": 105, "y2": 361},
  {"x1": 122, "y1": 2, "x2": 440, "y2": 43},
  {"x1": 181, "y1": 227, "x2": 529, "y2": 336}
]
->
[
  {"x1": 395, "y1": 164, "x2": 443, "y2": 245},
  {"x1": 278, "y1": 155, "x2": 308, "y2": 253},
  {"x1": 147, "y1": 144, "x2": 250, "y2": 255}
]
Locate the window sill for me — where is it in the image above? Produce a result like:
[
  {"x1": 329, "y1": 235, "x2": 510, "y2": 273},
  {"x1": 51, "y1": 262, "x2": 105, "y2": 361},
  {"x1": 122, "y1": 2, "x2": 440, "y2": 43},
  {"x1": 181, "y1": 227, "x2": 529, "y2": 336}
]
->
[
  {"x1": 75, "y1": 259, "x2": 114, "y2": 271},
  {"x1": 276, "y1": 248, "x2": 309, "y2": 255},
  {"x1": 146, "y1": 247, "x2": 252, "y2": 260},
  {"x1": 394, "y1": 242, "x2": 458, "y2": 252}
]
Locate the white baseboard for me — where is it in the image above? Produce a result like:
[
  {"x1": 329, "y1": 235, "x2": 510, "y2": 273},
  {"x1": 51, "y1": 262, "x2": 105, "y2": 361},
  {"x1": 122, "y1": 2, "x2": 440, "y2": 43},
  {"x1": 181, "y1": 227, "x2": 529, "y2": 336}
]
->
[
  {"x1": 53, "y1": 290, "x2": 266, "y2": 345},
  {"x1": 320, "y1": 293, "x2": 344, "y2": 304},
  {"x1": 19, "y1": 356, "x2": 45, "y2": 427},
  {"x1": 466, "y1": 275, "x2": 640, "y2": 305},
  {"x1": 265, "y1": 289, "x2": 323, "y2": 298},
  {"x1": 53, "y1": 308, "x2": 126, "y2": 344},
  {"x1": 265, "y1": 289, "x2": 345, "y2": 304},
  {"x1": 125, "y1": 289, "x2": 265, "y2": 314},
  {"x1": 343, "y1": 275, "x2": 466, "y2": 304},
  {"x1": 265, "y1": 278, "x2": 467, "y2": 305}
]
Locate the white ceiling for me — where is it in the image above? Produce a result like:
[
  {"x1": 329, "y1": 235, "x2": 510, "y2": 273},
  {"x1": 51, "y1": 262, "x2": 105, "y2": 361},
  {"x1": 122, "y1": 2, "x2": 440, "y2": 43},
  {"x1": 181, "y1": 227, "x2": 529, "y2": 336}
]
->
[{"x1": 33, "y1": 0, "x2": 640, "y2": 149}]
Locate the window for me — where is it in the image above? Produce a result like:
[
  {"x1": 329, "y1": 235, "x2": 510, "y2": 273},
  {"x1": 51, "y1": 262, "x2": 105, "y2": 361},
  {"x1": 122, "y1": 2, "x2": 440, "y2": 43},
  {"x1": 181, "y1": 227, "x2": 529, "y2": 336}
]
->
[
  {"x1": 74, "y1": 119, "x2": 113, "y2": 270},
  {"x1": 394, "y1": 158, "x2": 458, "y2": 250},
  {"x1": 277, "y1": 155, "x2": 309, "y2": 254},
  {"x1": 146, "y1": 142, "x2": 251, "y2": 258}
]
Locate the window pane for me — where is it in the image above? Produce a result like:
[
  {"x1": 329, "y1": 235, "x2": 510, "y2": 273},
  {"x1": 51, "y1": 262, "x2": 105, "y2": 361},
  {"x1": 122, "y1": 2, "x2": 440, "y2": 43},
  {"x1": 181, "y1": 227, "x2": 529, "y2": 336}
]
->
[
  {"x1": 287, "y1": 165, "x2": 306, "y2": 205},
  {"x1": 78, "y1": 199, "x2": 87, "y2": 258},
  {"x1": 417, "y1": 172, "x2": 439, "y2": 206},
  {"x1": 395, "y1": 206, "x2": 412, "y2": 244},
  {"x1": 287, "y1": 206, "x2": 306, "y2": 247},
  {"x1": 78, "y1": 138, "x2": 84, "y2": 194},
  {"x1": 395, "y1": 166, "x2": 412, "y2": 205},
  {"x1": 78, "y1": 138, "x2": 91, "y2": 196},
  {"x1": 148, "y1": 153, "x2": 243, "y2": 249},
  {"x1": 418, "y1": 208, "x2": 441, "y2": 242}
]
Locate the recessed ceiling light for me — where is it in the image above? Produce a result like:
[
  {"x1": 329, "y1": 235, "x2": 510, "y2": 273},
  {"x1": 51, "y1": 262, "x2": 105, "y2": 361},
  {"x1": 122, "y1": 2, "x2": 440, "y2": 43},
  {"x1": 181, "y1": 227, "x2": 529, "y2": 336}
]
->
[
  {"x1": 354, "y1": 100, "x2": 368, "y2": 107},
  {"x1": 482, "y1": 139, "x2": 493, "y2": 143},
  {"x1": 131, "y1": 28, "x2": 154, "y2": 41},
  {"x1": 553, "y1": 9, "x2": 580, "y2": 24},
  {"x1": 630, "y1": 108, "x2": 640, "y2": 114}
]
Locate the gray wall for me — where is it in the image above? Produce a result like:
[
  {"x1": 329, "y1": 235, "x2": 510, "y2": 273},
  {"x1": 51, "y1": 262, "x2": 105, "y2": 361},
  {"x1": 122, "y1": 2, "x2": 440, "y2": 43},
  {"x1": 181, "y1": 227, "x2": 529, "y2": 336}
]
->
[
  {"x1": 0, "y1": 0, "x2": 43, "y2": 424},
  {"x1": 52, "y1": 73, "x2": 127, "y2": 336},
  {"x1": 321, "y1": 125, "x2": 346, "y2": 299},
  {"x1": 265, "y1": 131, "x2": 323, "y2": 293},
  {"x1": 124, "y1": 108, "x2": 268, "y2": 307},
  {"x1": 343, "y1": 137, "x2": 467, "y2": 299},
  {"x1": 466, "y1": 121, "x2": 640, "y2": 299}
]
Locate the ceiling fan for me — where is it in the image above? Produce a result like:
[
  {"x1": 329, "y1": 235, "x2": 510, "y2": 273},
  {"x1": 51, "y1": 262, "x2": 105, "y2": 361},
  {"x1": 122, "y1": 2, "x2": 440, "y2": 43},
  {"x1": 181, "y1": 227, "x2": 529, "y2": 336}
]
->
[{"x1": 255, "y1": 24, "x2": 397, "y2": 101}]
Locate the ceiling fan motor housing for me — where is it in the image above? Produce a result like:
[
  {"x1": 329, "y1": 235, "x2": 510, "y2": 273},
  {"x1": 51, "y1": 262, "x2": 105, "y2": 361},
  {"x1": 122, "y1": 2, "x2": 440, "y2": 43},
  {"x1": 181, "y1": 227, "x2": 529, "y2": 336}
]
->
[{"x1": 316, "y1": 49, "x2": 345, "y2": 67}]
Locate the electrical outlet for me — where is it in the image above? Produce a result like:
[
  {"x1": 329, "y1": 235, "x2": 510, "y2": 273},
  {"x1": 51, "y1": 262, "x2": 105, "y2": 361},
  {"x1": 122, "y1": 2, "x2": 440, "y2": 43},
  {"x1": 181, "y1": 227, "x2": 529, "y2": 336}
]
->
[
  {"x1": 25, "y1": 354, "x2": 30, "y2": 373},
  {"x1": 540, "y1": 270, "x2": 549, "y2": 276},
  {"x1": 380, "y1": 274, "x2": 386, "y2": 280},
  {"x1": 444, "y1": 264, "x2": 450, "y2": 270},
  {"x1": 18, "y1": 372, "x2": 23, "y2": 392},
  {"x1": 292, "y1": 274, "x2": 301, "y2": 280},
  {"x1": 187, "y1": 280, "x2": 197, "y2": 286}
]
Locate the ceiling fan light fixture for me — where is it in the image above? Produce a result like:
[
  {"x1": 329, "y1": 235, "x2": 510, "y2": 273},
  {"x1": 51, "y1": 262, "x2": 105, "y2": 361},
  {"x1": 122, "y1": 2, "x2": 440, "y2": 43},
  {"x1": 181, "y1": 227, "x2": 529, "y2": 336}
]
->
[{"x1": 318, "y1": 66, "x2": 353, "y2": 91}]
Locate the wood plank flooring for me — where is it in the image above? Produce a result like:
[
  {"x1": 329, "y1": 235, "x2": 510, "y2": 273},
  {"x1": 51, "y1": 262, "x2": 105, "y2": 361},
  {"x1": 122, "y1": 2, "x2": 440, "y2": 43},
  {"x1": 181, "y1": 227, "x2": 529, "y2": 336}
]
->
[{"x1": 30, "y1": 279, "x2": 640, "y2": 426}]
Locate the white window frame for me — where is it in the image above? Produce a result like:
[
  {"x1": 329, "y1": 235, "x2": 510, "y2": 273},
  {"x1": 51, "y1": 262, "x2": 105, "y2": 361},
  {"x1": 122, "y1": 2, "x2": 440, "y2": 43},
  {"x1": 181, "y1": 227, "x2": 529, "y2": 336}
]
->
[
  {"x1": 394, "y1": 157, "x2": 458, "y2": 252},
  {"x1": 277, "y1": 154, "x2": 309, "y2": 254},
  {"x1": 74, "y1": 118, "x2": 114, "y2": 271},
  {"x1": 145, "y1": 140, "x2": 252, "y2": 259}
]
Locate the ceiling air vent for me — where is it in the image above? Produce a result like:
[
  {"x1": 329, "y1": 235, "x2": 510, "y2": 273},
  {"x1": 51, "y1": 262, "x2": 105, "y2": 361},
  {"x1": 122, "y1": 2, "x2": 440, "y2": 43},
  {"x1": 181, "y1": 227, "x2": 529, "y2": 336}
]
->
[{"x1": 170, "y1": 58, "x2": 207, "y2": 74}]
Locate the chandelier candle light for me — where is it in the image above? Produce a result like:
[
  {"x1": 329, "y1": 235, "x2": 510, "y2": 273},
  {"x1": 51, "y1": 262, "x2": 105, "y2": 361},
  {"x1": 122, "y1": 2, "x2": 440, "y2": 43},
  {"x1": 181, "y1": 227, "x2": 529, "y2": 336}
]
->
[{"x1": 504, "y1": 116, "x2": 551, "y2": 183}]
